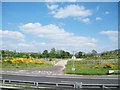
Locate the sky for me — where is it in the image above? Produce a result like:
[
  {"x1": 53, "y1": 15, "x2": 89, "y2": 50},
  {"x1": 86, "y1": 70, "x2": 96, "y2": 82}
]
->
[
  {"x1": 1, "y1": 0, "x2": 120, "y2": 2},
  {"x1": 1, "y1": 2, "x2": 118, "y2": 53}
]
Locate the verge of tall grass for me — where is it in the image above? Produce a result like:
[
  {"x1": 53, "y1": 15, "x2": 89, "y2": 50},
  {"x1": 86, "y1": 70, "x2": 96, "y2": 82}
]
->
[
  {"x1": 65, "y1": 60, "x2": 118, "y2": 75},
  {"x1": 1, "y1": 62, "x2": 53, "y2": 69}
]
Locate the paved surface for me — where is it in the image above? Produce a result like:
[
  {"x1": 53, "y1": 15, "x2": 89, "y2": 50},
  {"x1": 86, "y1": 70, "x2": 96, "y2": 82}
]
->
[
  {"x1": 2, "y1": 66, "x2": 64, "y2": 76},
  {"x1": 1, "y1": 60, "x2": 68, "y2": 76},
  {"x1": 55, "y1": 60, "x2": 68, "y2": 70},
  {"x1": 1, "y1": 60, "x2": 119, "y2": 86},
  {"x1": 2, "y1": 74, "x2": 119, "y2": 84}
]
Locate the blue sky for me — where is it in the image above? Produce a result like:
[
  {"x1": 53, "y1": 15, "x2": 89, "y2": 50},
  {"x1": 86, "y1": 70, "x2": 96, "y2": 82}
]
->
[{"x1": 1, "y1": 2, "x2": 118, "y2": 53}]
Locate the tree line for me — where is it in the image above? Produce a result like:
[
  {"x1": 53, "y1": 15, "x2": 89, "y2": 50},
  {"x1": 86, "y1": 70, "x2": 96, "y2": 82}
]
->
[
  {"x1": 0, "y1": 48, "x2": 119, "y2": 60},
  {"x1": 1, "y1": 48, "x2": 72, "y2": 60}
]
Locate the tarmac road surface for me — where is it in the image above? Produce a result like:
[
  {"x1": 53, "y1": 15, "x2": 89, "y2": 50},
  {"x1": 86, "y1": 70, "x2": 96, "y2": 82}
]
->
[
  {"x1": 2, "y1": 74, "x2": 119, "y2": 84},
  {"x1": 1, "y1": 60, "x2": 68, "y2": 76}
]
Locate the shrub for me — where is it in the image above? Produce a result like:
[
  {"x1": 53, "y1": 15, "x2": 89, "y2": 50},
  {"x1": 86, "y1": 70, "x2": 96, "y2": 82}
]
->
[
  {"x1": 49, "y1": 58, "x2": 53, "y2": 61},
  {"x1": 3, "y1": 60, "x2": 8, "y2": 62},
  {"x1": 34, "y1": 60, "x2": 44, "y2": 64},
  {"x1": 2, "y1": 58, "x2": 45, "y2": 65},
  {"x1": 103, "y1": 64, "x2": 114, "y2": 68},
  {"x1": 29, "y1": 60, "x2": 33, "y2": 63},
  {"x1": 95, "y1": 66, "x2": 99, "y2": 68}
]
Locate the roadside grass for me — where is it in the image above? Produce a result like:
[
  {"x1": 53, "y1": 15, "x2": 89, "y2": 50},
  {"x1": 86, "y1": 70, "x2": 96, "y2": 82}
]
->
[
  {"x1": 1, "y1": 62, "x2": 53, "y2": 69},
  {"x1": 3, "y1": 84, "x2": 60, "y2": 90},
  {"x1": 65, "y1": 60, "x2": 118, "y2": 75},
  {"x1": 1, "y1": 58, "x2": 55, "y2": 69},
  {"x1": 4, "y1": 84, "x2": 33, "y2": 89},
  {"x1": 1, "y1": 63, "x2": 53, "y2": 69}
]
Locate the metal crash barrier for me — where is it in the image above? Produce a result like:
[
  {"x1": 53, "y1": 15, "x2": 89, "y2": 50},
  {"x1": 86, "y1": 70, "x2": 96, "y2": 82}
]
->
[{"x1": 0, "y1": 79, "x2": 119, "y2": 90}]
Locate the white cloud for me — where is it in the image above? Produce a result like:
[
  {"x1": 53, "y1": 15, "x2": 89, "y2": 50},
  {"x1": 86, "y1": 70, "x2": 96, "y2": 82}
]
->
[
  {"x1": 100, "y1": 30, "x2": 118, "y2": 42},
  {"x1": 20, "y1": 22, "x2": 97, "y2": 51},
  {"x1": 81, "y1": 18, "x2": 90, "y2": 24},
  {"x1": 44, "y1": 0, "x2": 119, "y2": 2},
  {"x1": 47, "y1": 4, "x2": 59, "y2": 10},
  {"x1": 0, "y1": 30, "x2": 25, "y2": 42},
  {"x1": 44, "y1": 0, "x2": 79, "y2": 2},
  {"x1": 1, "y1": 41, "x2": 47, "y2": 52},
  {"x1": 3, "y1": 23, "x2": 117, "y2": 53},
  {"x1": 0, "y1": 29, "x2": 26, "y2": 51},
  {"x1": 105, "y1": 11, "x2": 110, "y2": 14},
  {"x1": 96, "y1": 17, "x2": 102, "y2": 21},
  {"x1": 20, "y1": 23, "x2": 73, "y2": 39},
  {"x1": 65, "y1": 0, "x2": 78, "y2": 2},
  {"x1": 48, "y1": 4, "x2": 92, "y2": 19},
  {"x1": 100, "y1": 30, "x2": 118, "y2": 37},
  {"x1": 75, "y1": 17, "x2": 91, "y2": 24},
  {"x1": 44, "y1": 0, "x2": 56, "y2": 2}
]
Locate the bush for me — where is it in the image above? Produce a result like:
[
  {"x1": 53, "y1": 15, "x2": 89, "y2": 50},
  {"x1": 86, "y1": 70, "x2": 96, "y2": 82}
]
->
[
  {"x1": 2, "y1": 58, "x2": 45, "y2": 64},
  {"x1": 49, "y1": 58, "x2": 53, "y2": 61},
  {"x1": 95, "y1": 65, "x2": 99, "y2": 68},
  {"x1": 103, "y1": 64, "x2": 114, "y2": 68},
  {"x1": 34, "y1": 60, "x2": 44, "y2": 64}
]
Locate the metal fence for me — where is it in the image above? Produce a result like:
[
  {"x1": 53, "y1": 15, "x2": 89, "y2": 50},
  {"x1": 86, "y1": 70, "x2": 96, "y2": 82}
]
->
[{"x1": 0, "y1": 79, "x2": 119, "y2": 90}]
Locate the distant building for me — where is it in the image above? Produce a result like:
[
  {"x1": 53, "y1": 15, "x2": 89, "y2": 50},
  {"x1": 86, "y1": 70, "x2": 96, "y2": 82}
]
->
[{"x1": 72, "y1": 55, "x2": 76, "y2": 60}]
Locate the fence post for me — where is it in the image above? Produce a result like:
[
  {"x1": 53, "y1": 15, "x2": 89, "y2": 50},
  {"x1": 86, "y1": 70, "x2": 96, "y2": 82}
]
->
[
  {"x1": 34, "y1": 82, "x2": 35, "y2": 85},
  {"x1": 56, "y1": 83, "x2": 58, "y2": 87},
  {"x1": 75, "y1": 82, "x2": 82, "y2": 90},
  {"x1": 73, "y1": 84, "x2": 76, "y2": 88},
  {"x1": 36, "y1": 82, "x2": 38, "y2": 88},
  {"x1": 102, "y1": 84, "x2": 105, "y2": 90},
  {"x1": 9, "y1": 80, "x2": 11, "y2": 83},
  {"x1": 75, "y1": 82, "x2": 78, "y2": 90},
  {"x1": 2, "y1": 80, "x2": 5, "y2": 85},
  {"x1": 79, "y1": 82, "x2": 82, "y2": 88}
]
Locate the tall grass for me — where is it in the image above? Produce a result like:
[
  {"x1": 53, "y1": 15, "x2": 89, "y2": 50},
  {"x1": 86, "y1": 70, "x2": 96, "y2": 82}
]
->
[{"x1": 65, "y1": 60, "x2": 118, "y2": 75}]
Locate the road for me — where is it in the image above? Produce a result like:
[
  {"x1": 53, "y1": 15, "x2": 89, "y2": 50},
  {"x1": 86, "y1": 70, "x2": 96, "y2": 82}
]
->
[
  {"x1": 1, "y1": 60, "x2": 68, "y2": 76},
  {"x1": 55, "y1": 60, "x2": 68, "y2": 70},
  {"x1": 1, "y1": 60, "x2": 119, "y2": 86},
  {"x1": 2, "y1": 74, "x2": 119, "y2": 84}
]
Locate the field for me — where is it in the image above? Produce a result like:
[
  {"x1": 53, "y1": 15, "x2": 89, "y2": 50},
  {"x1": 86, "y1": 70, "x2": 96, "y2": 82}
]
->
[{"x1": 65, "y1": 59, "x2": 118, "y2": 75}]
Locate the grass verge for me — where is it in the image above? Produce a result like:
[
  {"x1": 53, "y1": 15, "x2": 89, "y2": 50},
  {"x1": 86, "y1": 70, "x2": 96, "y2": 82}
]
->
[
  {"x1": 1, "y1": 62, "x2": 53, "y2": 69},
  {"x1": 65, "y1": 60, "x2": 118, "y2": 75}
]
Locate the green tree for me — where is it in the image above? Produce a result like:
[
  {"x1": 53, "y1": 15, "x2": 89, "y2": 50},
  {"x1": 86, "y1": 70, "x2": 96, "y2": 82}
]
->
[
  {"x1": 91, "y1": 50, "x2": 97, "y2": 56},
  {"x1": 76, "y1": 51, "x2": 83, "y2": 58},
  {"x1": 65, "y1": 51, "x2": 71, "y2": 58},
  {"x1": 56, "y1": 50, "x2": 71, "y2": 59},
  {"x1": 42, "y1": 50, "x2": 49, "y2": 58},
  {"x1": 49, "y1": 48, "x2": 56, "y2": 58},
  {"x1": 1, "y1": 50, "x2": 9, "y2": 59}
]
